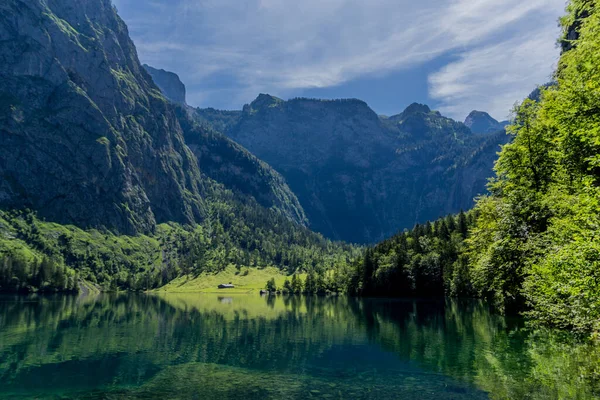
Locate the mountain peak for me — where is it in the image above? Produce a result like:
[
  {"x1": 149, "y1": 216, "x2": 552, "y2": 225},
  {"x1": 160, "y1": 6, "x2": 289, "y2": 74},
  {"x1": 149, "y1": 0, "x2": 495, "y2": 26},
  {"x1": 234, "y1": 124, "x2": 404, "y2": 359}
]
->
[
  {"x1": 143, "y1": 64, "x2": 187, "y2": 105},
  {"x1": 402, "y1": 103, "x2": 431, "y2": 115},
  {"x1": 464, "y1": 110, "x2": 505, "y2": 134},
  {"x1": 465, "y1": 110, "x2": 495, "y2": 120},
  {"x1": 248, "y1": 93, "x2": 283, "y2": 110}
]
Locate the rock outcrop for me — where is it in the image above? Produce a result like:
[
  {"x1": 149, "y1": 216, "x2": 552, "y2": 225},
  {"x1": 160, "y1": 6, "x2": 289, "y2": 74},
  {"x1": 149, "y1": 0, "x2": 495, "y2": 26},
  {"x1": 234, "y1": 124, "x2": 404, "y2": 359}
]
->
[{"x1": 143, "y1": 64, "x2": 187, "y2": 105}]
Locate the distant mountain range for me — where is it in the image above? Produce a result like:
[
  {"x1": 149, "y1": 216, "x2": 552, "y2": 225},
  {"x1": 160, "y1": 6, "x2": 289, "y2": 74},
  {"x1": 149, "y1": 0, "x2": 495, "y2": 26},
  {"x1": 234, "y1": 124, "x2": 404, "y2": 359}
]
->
[{"x1": 193, "y1": 95, "x2": 510, "y2": 243}]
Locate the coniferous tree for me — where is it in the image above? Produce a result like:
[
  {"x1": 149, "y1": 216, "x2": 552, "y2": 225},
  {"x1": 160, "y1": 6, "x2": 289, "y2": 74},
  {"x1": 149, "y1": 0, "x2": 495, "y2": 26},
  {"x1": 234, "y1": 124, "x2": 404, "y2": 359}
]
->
[
  {"x1": 424, "y1": 221, "x2": 433, "y2": 237},
  {"x1": 304, "y1": 271, "x2": 316, "y2": 294},
  {"x1": 445, "y1": 215, "x2": 456, "y2": 232},
  {"x1": 437, "y1": 220, "x2": 450, "y2": 241},
  {"x1": 283, "y1": 278, "x2": 292, "y2": 293},
  {"x1": 293, "y1": 274, "x2": 304, "y2": 293},
  {"x1": 457, "y1": 211, "x2": 468, "y2": 239},
  {"x1": 361, "y1": 249, "x2": 376, "y2": 294}
]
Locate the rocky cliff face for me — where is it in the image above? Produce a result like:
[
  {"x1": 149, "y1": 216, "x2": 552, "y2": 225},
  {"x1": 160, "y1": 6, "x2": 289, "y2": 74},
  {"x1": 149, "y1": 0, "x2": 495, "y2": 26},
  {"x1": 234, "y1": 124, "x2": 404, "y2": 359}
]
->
[
  {"x1": 197, "y1": 98, "x2": 510, "y2": 243},
  {"x1": 0, "y1": 0, "x2": 306, "y2": 233},
  {"x1": 143, "y1": 64, "x2": 187, "y2": 105},
  {"x1": 464, "y1": 111, "x2": 508, "y2": 134}
]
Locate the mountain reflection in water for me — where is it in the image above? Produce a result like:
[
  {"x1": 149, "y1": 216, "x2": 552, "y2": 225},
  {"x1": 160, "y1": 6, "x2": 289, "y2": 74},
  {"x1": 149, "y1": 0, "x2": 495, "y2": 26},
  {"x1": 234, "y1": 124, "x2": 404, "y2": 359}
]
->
[{"x1": 0, "y1": 294, "x2": 598, "y2": 399}]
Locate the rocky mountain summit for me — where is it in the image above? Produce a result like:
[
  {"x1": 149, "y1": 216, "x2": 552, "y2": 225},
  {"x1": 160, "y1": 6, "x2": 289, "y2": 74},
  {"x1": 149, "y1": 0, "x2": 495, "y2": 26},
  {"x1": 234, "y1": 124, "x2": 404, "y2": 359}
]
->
[
  {"x1": 0, "y1": 0, "x2": 306, "y2": 233},
  {"x1": 143, "y1": 64, "x2": 187, "y2": 105},
  {"x1": 196, "y1": 97, "x2": 510, "y2": 243},
  {"x1": 464, "y1": 111, "x2": 509, "y2": 134}
]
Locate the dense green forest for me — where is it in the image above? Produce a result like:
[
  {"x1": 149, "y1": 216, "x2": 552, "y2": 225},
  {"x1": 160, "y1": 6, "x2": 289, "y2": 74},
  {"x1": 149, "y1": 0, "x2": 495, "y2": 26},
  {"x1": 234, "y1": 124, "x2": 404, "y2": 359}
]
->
[
  {"x1": 468, "y1": 0, "x2": 600, "y2": 334},
  {"x1": 355, "y1": 0, "x2": 600, "y2": 336},
  {"x1": 0, "y1": 196, "x2": 359, "y2": 293},
  {"x1": 348, "y1": 211, "x2": 475, "y2": 298}
]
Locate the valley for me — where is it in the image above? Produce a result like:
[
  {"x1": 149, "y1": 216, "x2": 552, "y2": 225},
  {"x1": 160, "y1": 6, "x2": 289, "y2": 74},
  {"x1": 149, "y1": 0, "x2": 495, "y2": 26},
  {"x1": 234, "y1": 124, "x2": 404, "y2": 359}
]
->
[{"x1": 0, "y1": 2, "x2": 598, "y2": 397}]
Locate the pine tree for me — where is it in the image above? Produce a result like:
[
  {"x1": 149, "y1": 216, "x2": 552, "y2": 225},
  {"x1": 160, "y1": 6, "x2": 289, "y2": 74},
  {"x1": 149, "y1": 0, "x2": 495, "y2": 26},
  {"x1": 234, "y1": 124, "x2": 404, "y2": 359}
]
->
[
  {"x1": 362, "y1": 249, "x2": 377, "y2": 294},
  {"x1": 304, "y1": 271, "x2": 316, "y2": 294},
  {"x1": 424, "y1": 221, "x2": 433, "y2": 236},
  {"x1": 291, "y1": 274, "x2": 303, "y2": 293},
  {"x1": 437, "y1": 220, "x2": 450, "y2": 241},
  {"x1": 283, "y1": 278, "x2": 292, "y2": 293},
  {"x1": 457, "y1": 211, "x2": 468, "y2": 238},
  {"x1": 445, "y1": 215, "x2": 456, "y2": 232}
]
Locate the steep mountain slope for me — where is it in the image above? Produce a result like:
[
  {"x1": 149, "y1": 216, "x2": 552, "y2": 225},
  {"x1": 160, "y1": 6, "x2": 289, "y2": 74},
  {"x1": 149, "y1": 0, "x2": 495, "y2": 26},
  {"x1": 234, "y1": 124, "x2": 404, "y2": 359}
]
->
[
  {"x1": 464, "y1": 111, "x2": 509, "y2": 134},
  {"x1": 197, "y1": 97, "x2": 510, "y2": 243},
  {"x1": 0, "y1": 0, "x2": 205, "y2": 234},
  {"x1": 0, "y1": 0, "x2": 306, "y2": 233},
  {"x1": 175, "y1": 105, "x2": 307, "y2": 225}
]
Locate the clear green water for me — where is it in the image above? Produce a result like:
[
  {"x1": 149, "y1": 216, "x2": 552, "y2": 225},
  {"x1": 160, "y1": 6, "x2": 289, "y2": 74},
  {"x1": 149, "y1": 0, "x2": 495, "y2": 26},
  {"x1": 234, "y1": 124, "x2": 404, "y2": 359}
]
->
[{"x1": 0, "y1": 294, "x2": 598, "y2": 399}]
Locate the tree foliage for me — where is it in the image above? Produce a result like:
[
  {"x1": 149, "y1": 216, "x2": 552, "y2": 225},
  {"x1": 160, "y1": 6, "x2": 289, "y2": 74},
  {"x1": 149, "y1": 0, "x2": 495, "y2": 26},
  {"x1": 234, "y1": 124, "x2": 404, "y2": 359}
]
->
[
  {"x1": 467, "y1": 0, "x2": 600, "y2": 333},
  {"x1": 351, "y1": 1, "x2": 600, "y2": 337},
  {"x1": 348, "y1": 211, "x2": 475, "y2": 298}
]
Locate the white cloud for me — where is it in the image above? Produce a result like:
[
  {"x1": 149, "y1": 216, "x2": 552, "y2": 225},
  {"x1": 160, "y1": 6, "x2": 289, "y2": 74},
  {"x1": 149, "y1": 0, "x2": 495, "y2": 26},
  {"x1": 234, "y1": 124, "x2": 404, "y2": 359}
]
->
[
  {"x1": 114, "y1": 0, "x2": 566, "y2": 116},
  {"x1": 429, "y1": 1, "x2": 565, "y2": 120}
]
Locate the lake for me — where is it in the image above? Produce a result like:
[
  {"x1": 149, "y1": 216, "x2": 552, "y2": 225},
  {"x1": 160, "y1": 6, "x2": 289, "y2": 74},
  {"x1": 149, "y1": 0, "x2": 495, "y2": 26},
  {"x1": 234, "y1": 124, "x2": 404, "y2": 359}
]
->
[{"x1": 0, "y1": 294, "x2": 598, "y2": 399}]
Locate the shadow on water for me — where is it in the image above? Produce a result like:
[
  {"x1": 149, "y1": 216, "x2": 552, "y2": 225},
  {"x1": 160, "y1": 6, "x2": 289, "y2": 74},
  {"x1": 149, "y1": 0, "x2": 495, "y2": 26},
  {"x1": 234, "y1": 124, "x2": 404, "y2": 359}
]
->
[{"x1": 0, "y1": 293, "x2": 598, "y2": 399}]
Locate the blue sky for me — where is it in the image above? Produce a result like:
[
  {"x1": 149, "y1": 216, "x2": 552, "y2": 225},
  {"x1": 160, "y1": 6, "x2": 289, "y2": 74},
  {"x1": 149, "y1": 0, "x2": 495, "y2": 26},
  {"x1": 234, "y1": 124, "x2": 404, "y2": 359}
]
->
[{"x1": 113, "y1": 0, "x2": 566, "y2": 121}]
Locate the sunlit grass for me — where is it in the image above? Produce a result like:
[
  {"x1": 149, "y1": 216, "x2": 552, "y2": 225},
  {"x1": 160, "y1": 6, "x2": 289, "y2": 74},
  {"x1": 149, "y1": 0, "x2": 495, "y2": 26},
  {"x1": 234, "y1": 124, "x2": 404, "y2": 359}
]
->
[{"x1": 156, "y1": 265, "x2": 305, "y2": 293}]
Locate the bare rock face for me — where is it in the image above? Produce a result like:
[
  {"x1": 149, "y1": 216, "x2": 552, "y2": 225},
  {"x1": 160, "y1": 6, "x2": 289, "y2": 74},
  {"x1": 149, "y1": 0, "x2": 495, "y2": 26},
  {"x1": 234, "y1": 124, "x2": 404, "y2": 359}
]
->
[
  {"x1": 197, "y1": 98, "x2": 510, "y2": 243},
  {"x1": 143, "y1": 65, "x2": 187, "y2": 105},
  {"x1": 0, "y1": 0, "x2": 306, "y2": 233},
  {"x1": 0, "y1": 0, "x2": 207, "y2": 234}
]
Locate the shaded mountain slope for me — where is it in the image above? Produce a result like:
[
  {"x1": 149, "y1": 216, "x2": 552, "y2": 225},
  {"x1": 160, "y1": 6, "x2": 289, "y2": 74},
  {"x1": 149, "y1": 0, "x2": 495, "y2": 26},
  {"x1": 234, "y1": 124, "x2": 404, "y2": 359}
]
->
[
  {"x1": 464, "y1": 111, "x2": 509, "y2": 134},
  {"x1": 175, "y1": 105, "x2": 307, "y2": 225},
  {"x1": 0, "y1": 0, "x2": 204, "y2": 234},
  {"x1": 197, "y1": 97, "x2": 510, "y2": 243},
  {"x1": 143, "y1": 64, "x2": 187, "y2": 105}
]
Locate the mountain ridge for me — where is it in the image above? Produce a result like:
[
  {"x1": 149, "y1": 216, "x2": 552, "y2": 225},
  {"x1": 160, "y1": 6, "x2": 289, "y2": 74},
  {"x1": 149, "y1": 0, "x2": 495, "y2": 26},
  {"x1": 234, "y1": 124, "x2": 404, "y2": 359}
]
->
[
  {"x1": 143, "y1": 64, "x2": 187, "y2": 105},
  {"x1": 196, "y1": 94, "x2": 510, "y2": 243}
]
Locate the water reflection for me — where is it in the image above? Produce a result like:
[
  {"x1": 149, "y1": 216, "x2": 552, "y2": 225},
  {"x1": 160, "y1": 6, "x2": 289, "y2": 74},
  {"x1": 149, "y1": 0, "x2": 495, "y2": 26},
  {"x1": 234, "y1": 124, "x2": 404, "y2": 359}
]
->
[{"x1": 0, "y1": 294, "x2": 597, "y2": 399}]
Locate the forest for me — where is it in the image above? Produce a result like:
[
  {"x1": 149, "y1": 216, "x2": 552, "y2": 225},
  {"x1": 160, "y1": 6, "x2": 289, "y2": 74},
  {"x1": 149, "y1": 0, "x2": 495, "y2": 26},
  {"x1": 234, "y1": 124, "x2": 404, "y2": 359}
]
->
[{"x1": 0, "y1": 195, "x2": 358, "y2": 293}]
